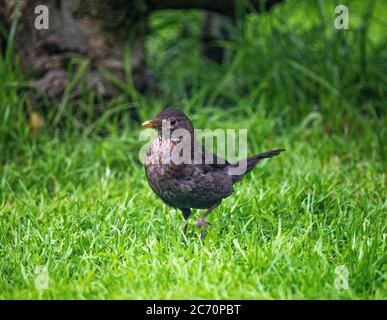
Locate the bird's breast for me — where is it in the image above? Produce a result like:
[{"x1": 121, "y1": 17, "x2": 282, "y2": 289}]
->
[{"x1": 144, "y1": 139, "x2": 233, "y2": 209}]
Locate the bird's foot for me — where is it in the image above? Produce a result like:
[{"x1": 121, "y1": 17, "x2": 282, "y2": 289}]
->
[
  {"x1": 182, "y1": 223, "x2": 189, "y2": 234},
  {"x1": 195, "y1": 216, "x2": 210, "y2": 229}
]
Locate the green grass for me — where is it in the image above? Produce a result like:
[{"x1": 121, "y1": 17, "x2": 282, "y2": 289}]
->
[{"x1": 0, "y1": 0, "x2": 386, "y2": 299}]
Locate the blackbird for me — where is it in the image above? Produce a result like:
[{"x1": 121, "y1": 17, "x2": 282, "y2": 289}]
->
[{"x1": 142, "y1": 108, "x2": 284, "y2": 232}]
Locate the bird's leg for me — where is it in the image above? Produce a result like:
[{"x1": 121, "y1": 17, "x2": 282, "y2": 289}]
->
[
  {"x1": 196, "y1": 213, "x2": 210, "y2": 228},
  {"x1": 181, "y1": 208, "x2": 191, "y2": 234},
  {"x1": 196, "y1": 203, "x2": 220, "y2": 229}
]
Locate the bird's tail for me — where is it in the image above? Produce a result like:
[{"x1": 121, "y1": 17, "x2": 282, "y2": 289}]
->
[{"x1": 231, "y1": 149, "x2": 285, "y2": 182}]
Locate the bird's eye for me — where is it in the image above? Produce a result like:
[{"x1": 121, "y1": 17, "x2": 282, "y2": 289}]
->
[{"x1": 170, "y1": 118, "x2": 177, "y2": 126}]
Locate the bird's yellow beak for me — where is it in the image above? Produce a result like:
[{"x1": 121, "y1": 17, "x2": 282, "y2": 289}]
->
[{"x1": 142, "y1": 120, "x2": 160, "y2": 128}]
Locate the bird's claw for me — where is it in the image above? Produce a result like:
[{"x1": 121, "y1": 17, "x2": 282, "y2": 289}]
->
[{"x1": 195, "y1": 217, "x2": 210, "y2": 229}]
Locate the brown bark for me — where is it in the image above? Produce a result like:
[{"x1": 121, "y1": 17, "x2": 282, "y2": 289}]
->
[{"x1": 0, "y1": 0, "x2": 283, "y2": 106}]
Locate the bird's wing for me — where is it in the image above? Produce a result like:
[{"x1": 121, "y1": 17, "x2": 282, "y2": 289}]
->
[{"x1": 193, "y1": 141, "x2": 229, "y2": 169}]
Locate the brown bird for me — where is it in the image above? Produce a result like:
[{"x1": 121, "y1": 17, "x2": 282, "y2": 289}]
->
[{"x1": 142, "y1": 108, "x2": 284, "y2": 232}]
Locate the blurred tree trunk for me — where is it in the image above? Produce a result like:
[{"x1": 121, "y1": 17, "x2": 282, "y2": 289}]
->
[{"x1": 0, "y1": 0, "x2": 282, "y2": 104}]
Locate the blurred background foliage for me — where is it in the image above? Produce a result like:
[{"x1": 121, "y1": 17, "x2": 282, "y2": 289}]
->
[
  {"x1": 0, "y1": 0, "x2": 386, "y2": 177},
  {"x1": 0, "y1": 2, "x2": 385, "y2": 120},
  {"x1": 0, "y1": 0, "x2": 385, "y2": 182}
]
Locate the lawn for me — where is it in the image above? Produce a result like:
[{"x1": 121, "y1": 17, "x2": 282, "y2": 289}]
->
[{"x1": 0, "y1": 0, "x2": 386, "y2": 299}]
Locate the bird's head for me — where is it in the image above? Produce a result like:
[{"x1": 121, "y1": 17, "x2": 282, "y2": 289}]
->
[{"x1": 142, "y1": 108, "x2": 194, "y2": 135}]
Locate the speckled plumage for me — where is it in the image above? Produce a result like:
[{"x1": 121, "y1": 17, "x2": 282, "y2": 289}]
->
[
  {"x1": 143, "y1": 108, "x2": 284, "y2": 228},
  {"x1": 145, "y1": 140, "x2": 234, "y2": 210}
]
